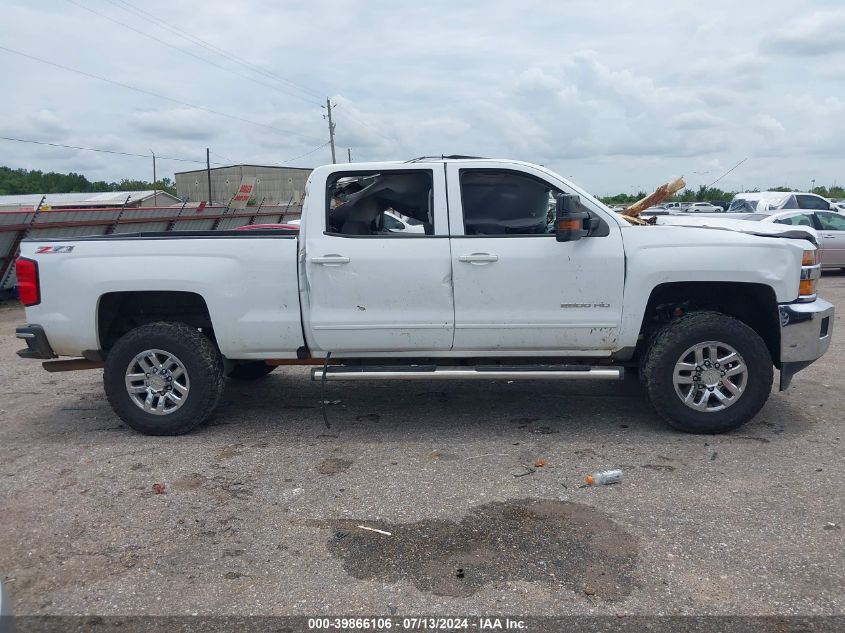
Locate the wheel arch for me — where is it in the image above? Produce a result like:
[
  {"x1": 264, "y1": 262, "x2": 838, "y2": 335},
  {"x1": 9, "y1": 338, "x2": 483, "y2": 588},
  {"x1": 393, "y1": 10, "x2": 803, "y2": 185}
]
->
[
  {"x1": 636, "y1": 281, "x2": 780, "y2": 367},
  {"x1": 97, "y1": 291, "x2": 215, "y2": 354}
]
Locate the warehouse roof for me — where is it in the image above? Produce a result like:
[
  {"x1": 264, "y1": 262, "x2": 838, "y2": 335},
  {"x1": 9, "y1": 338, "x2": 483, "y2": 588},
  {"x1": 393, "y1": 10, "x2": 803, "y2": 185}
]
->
[
  {"x1": 174, "y1": 164, "x2": 313, "y2": 176},
  {"x1": 0, "y1": 190, "x2": 180, "y2": 208}
]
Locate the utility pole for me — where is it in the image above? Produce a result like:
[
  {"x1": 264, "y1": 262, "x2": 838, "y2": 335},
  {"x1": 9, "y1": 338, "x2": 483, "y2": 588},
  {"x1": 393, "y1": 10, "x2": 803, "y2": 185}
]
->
[
  {"x1": 150, "y1": 149, "x2": 157, "y2": 206},
  {"x1": 323, "y1": 97, "x2": 337, "y2": 164},
  {"x1": 347, "y1": 148, "x2": 352, "y2": 162},
  {"x1": 206, "y1": 147, "x2": 213, "y2": 203}
]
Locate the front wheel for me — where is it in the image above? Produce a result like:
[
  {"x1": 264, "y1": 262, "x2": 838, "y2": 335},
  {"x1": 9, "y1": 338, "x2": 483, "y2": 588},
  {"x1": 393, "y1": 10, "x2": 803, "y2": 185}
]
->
[
  {"x1": 103, "y1": 322, "x2": 225, "y2": 435},
  {"x1": 642, "y1": 311, "x2": 773, "y2": 434}
]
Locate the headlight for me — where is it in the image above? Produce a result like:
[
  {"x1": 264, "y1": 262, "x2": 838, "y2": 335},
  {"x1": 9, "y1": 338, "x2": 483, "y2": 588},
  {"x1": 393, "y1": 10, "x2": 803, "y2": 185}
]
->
[{"x1": 798, "y1": 249, "x2": 820, "y2": 301}]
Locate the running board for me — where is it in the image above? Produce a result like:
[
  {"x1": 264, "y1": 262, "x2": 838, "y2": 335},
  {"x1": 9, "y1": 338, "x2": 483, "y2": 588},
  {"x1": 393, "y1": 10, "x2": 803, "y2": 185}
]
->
[{"x1": 311, "y1": 365, "x2": 623, "y2": 382}]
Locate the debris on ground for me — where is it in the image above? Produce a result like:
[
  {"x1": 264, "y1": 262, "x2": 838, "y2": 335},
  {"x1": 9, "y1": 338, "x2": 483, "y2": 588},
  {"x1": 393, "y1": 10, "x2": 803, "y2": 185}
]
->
[
  {"x1": 584, "y1": 469, "x2": 622, "y2": 486},
  {"x1": 710, "y1": 451, "x2": 719, "y2": 462},
  {"x1": 356, "y1": 525, "x2": 392, "y2": 536},
  {"x1": 152, "y1": 483, "x2": 165, "y2": 495},
  {"x1": 320, "y1": 399, "x2": 342, "y2": 406},
  {"x1": 511, "y1": 465, "x2": 536, "y2": 478},
  {"x1": 533, "y1": 458, "x2": 546, "y2": 468}
]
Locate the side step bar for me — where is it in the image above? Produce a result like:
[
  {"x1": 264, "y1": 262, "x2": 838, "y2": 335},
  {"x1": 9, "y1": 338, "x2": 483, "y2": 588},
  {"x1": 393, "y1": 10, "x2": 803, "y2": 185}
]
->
[{"x1": 311, "y1": 365, "x2": 623, "y2": 382}]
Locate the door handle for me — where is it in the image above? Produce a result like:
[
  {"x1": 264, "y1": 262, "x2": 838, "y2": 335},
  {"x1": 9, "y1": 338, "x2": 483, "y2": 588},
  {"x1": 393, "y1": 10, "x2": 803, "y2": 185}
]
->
[
  {"x1": 458, "y1": 253, "x2": 498, "y2": 264},
  {"x1": 311, "y1": 255, "x2": 350, "y2": 265},
  {"x1": 823, "y1": 235, "x2": 835, "y2": 239}
]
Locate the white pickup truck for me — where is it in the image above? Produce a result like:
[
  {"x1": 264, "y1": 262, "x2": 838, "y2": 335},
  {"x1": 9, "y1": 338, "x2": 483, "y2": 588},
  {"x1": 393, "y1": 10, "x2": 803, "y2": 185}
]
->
[{"x1": 14, "y1": 157, "x2": 834, "y2": 436}]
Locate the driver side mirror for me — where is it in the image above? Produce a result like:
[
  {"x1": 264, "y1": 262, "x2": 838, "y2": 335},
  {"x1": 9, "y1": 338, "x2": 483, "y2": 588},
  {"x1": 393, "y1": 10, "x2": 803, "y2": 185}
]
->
[{"x1": 555, "y1": 194, "x2": 591, "y2": 242}]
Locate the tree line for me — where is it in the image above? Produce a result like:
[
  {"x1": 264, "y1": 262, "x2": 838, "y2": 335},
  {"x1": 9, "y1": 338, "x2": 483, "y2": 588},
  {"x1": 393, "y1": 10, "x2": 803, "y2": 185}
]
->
[
  {"x1": 0, "y1": 166, "x2": 177, "y2": 196},
  {"x1": 600, "y1": 184, "x2": 845, "y2": 206}
]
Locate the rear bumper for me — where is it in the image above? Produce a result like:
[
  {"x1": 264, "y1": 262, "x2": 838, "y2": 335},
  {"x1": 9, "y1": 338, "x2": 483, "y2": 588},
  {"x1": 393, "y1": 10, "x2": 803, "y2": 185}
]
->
[
  {"x1": 15, "y1": 324, "x2": 57, "y2": 359},
  {"x1": 778, "y1": 299, "x2": 834, "y2": 390}
]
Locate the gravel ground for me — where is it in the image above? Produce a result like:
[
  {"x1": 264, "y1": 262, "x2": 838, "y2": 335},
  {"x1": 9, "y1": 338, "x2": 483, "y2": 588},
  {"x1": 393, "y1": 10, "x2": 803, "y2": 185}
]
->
[{"x1": 0, "y1": 275, "x2": 843, "y2": 617}]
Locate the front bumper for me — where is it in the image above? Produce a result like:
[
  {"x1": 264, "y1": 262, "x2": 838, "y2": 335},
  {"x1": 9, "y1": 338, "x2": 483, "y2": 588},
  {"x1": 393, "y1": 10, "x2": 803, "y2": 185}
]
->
[
  {"x1": 15, "y1": 324, "x2": 57, "y2": 359},
  {"x1": 778, "y1": 299, "x2": 834, "y2": 390}
]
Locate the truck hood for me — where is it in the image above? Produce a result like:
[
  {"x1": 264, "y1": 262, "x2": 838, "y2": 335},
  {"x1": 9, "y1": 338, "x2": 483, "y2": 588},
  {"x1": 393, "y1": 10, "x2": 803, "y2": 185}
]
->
[{"x1": 652, "y1": 215, "x2": 818, "y2": 246}]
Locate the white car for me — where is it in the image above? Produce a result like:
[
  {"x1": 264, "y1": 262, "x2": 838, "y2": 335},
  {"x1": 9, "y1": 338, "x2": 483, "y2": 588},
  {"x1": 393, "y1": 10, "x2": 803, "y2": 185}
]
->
[
  {"x1": 684, "y1": 202, "x2": 724, "y2": 213},
  {"x1": 727, "y1": 191, "x2": 833, "y2": 214}
]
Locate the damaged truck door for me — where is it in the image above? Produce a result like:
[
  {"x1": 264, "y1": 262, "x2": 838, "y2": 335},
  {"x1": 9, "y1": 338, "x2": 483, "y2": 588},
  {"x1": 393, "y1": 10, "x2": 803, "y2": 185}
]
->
[
  {"x1": 445, "y1": 161, "x2": 624, "y2": 352},
  {"x1": 302, "y1": 168, "x2": 454, "y2": 352}
]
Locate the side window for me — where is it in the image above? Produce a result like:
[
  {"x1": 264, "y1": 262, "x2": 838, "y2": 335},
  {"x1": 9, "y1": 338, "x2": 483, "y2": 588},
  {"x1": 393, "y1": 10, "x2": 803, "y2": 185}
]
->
[
  {"x1": 816, "y1": 212, "x2": 845, "y2": 231},
  {"x1": 382, "y1": 214, "x2": 405, "y2": 231},
  {"x1": 796, "y1": 195, "x2": 830, "y2": 211},
  {"x1": 326, "y1": 170, "x2": 434, "y2": 236},
  {"x1": 775, "y1": 213, "x2": 815, "y2": 227},
  {"x1": 459, "y1": 170, "x2": 559, "y2": 236}
]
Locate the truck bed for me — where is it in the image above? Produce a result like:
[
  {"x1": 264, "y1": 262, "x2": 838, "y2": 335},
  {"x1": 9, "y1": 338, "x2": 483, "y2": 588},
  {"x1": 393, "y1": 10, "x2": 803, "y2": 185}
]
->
[{"x1": 19, "y1": 231, "x2": 305, "y2": 359}]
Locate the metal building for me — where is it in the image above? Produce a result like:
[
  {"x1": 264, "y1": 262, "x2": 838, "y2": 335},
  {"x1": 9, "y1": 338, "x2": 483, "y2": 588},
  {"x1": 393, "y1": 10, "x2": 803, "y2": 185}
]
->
[{"x1": 174, "y1": 165, "x2": 312, "y2": 205}]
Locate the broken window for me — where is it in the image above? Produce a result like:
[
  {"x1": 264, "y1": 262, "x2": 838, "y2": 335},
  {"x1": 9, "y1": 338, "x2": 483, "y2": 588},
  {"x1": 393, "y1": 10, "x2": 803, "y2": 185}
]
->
[
  {"x1": 325, "y1": 170, "x2": 434, "y2": 236},
  {"x1": 459, "y1": 170, "x2": 559, "y2": 236}
]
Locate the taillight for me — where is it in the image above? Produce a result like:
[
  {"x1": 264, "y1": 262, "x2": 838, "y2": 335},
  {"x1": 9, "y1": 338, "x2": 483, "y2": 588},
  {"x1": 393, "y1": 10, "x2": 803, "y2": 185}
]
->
[{"x1": 15, "y1": 258, "x2": 40, "y2": 306}]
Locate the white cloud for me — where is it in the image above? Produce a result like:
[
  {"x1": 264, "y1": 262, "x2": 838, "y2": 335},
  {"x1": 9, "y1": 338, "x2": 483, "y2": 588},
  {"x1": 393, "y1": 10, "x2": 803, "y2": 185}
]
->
[
  {"x1": 751, "y1": 114, "x2": 786, "y2": 135},
  {"x1": 763, "y1": 10, "x2": 845, "y2": 56}
]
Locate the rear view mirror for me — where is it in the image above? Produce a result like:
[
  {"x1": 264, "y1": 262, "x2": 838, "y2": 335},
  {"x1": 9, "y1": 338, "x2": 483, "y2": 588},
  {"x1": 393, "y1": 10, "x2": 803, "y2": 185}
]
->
[{"x1": 555, "y1": 194, "x2": 590, "y2": 242}]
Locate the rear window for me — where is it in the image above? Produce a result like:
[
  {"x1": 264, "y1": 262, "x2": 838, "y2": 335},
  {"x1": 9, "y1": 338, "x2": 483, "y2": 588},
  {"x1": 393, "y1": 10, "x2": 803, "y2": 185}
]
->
[
  {"x1": 796, "y1": 195, "x2": 830, "y2": 211},
  {"x1": 728, "y1": 199, "x2": 756, "y2": 213}
]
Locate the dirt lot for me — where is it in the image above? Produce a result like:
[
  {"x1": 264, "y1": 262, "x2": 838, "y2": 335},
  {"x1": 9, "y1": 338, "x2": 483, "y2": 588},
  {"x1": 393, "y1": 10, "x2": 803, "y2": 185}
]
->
[{"x1": 1, "y1": 275, "x2": 843, "y2": 617}]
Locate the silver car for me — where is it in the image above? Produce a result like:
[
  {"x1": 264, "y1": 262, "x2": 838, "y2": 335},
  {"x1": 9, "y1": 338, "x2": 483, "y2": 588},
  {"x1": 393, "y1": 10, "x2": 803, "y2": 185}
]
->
[{"x1": 753, "y1": 210, "x2": 845, "y2": 269}]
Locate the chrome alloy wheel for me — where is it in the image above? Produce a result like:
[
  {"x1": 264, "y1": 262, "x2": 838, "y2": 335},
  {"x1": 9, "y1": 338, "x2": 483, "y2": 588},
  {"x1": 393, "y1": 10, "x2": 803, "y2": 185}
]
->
[
  {"x1": 124, "y1": 349, "x2": 189, "y2": 415},
  {"x1": 673, "y1": 341, "x2": 747, "y2": 412}
]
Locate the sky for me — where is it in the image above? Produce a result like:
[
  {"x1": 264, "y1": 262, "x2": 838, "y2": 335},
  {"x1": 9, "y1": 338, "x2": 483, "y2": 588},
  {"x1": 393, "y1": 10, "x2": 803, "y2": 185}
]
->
[{"x1": 1, "y1": 0, "x2": 844, "y2": 196}]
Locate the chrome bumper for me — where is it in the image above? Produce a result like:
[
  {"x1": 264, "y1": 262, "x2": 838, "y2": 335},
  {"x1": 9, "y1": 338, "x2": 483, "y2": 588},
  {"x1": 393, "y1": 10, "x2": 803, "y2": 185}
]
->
[{"x1": 778, "y1": 299, "x2": 834, "y2": 390}]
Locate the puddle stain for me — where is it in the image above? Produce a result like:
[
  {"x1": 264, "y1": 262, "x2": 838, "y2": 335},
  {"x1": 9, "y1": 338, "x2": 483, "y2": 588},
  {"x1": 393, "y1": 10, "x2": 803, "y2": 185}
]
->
[{"x1": 315, "y1": 498, "x2": 638, "y2": 598}]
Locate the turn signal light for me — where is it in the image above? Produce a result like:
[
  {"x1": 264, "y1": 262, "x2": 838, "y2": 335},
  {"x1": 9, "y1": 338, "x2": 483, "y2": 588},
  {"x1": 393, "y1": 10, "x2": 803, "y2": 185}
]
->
[
  {"x1": 556, "y1": 219, "x2": 583, "y2": 231},
  {"x1": 799, "y1": 278, "x2": 817, "y2": 297},
  {"x1": 15, "y1": 257, "x2": 40, "y2": 306},
  {"x1": 802, "y1": 250, "x2": 817, "y2": 266}
]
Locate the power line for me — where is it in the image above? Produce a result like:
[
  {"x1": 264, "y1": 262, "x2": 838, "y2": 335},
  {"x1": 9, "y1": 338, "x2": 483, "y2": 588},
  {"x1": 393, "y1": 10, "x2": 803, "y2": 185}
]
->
[
  {"x1": 0, "y1": 135, "x2": 332, "y2": 168},
  {"x1": 332, "y1": 107, "x2": 394, "y2": 143},
  {"x1": 0, "y1": 135, "x2": 218, "y2": 164},
  {"x1": 64, "y1": 0, "x2": 322, "y2": 107},
  {"x1": 0, "y1": 45, "x2": 324, "y2": 144},
  {"x1": 105, "y1": 0, "x2": 325, "y2": 102},
  {"x1": 707, "y1": 157, "x2": 749, "y2": 189},
  {"x1": 278, "y1": 141, "x2": 331, "y2": 164}
]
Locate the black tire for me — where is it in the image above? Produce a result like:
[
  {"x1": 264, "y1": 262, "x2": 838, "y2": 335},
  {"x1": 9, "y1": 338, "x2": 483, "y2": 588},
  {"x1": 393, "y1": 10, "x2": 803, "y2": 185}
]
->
[
  {"x1": 642, "y1": 311, "x2": 773, "y2": 434},
  {"x1": 227, "y1": 361, "x2": 275, "y2": 381},
  {"x1": 103, "y1": 322, "x2": 225, "y2": 435}
]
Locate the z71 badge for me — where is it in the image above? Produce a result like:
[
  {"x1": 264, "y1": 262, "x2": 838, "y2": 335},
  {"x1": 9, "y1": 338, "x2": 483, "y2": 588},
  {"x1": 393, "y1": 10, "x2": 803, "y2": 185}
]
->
[{"x1": 35, "y1": 245, "x2": 75, "y2": 254}]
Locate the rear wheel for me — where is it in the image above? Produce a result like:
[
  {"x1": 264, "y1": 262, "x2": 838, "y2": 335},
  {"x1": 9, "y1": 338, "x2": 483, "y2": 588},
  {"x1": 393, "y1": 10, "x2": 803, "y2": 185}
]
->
[
  {"x1": 227, "y1": 361, "x2": 275, "y2": 381},
  {"x1": 642, "y1": 311, "x2": 773, "y2": 433},
  {"x1": 103, "y1": 322, "x2": 225, "y2": 435}
]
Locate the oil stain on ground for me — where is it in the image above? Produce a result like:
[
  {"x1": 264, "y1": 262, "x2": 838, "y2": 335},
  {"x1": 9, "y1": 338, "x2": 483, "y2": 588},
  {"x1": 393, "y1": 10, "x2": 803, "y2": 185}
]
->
[{"x1": 317, "y1": 498, "x2": 638, "y2": 598}]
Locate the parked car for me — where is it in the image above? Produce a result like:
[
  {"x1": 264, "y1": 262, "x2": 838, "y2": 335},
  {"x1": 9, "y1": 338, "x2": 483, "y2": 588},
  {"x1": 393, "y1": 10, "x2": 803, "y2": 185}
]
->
[
  {"x1": 754, "y1": 210, "x2": 845, "y2": 269},
  {"x1": 727, "y1": 191, "x2": 833, "y2": 214},
  {"x1": 14, "y1": 157, "x2": 832, "y2": 436},
  {"x1": 684, "y1": 202, "x2": 725, "y2": 213}
]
